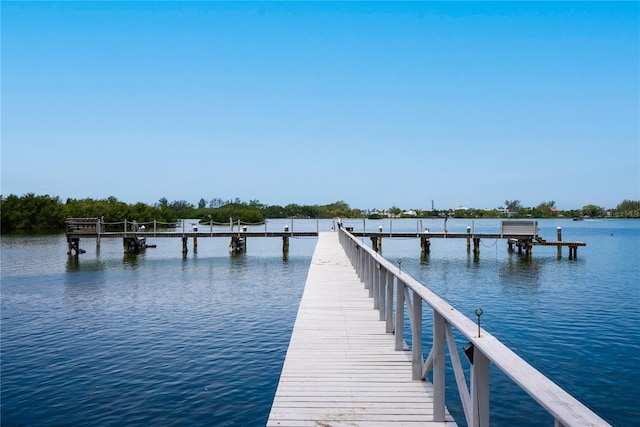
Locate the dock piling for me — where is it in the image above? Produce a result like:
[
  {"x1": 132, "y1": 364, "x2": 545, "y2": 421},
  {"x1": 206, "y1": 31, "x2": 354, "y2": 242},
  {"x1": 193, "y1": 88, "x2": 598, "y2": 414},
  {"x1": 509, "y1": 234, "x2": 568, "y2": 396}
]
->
[
  {"x1": 557, "y1": 227, "x2": 562, "y2": 257},
  {"x1": 282, "y1": 225, "x2": 290, "y2": 256},
  {"x1": 182, "y1": 237, "x2": 188, "y2": 256}
]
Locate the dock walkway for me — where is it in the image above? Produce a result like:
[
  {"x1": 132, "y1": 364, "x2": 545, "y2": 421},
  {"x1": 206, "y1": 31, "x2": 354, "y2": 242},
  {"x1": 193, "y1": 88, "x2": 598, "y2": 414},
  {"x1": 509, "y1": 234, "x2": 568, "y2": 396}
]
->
[{"x1": 267, "y1": 232, "x2": 456, "y2": 426}]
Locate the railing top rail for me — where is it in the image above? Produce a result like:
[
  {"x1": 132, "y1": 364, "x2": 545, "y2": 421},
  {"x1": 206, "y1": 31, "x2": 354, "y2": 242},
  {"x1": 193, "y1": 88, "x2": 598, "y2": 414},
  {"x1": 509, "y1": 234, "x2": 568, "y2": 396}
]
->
[
  {"x1": 65, "y1": 218, "x2": 99, "y2": 223},
  {"x1": 199, "y1": 220, "x2": 235, "y2": 226},
  {"x1": 338, "y1": 226, "x2": 608, "y2": 426}
]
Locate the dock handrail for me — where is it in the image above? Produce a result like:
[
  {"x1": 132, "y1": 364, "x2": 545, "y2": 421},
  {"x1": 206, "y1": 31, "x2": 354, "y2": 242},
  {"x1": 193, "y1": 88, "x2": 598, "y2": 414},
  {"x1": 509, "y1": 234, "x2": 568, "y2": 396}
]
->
[{"x1": 337, "y1": 226, "x2": 608, "y2": 427}]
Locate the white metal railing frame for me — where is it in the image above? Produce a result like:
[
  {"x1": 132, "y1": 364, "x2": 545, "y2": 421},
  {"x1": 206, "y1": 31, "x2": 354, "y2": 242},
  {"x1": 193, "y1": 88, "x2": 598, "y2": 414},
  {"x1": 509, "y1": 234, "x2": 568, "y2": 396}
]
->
[{"x1": 337, "y1": 226, "x2": 609, "y2": 427}]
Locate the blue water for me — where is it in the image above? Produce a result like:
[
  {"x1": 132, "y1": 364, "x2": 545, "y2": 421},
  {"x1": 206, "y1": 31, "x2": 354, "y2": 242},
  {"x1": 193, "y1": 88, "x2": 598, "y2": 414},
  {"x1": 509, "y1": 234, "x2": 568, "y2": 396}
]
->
[{"x1": 1, "y1": 219, "x2": 638, "y2": 426}]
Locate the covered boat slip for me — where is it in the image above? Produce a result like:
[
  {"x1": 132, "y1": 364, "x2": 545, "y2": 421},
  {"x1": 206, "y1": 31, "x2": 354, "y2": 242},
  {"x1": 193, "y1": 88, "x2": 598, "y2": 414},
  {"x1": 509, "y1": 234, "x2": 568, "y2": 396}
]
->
[{"x1": 267, "y1": 232, "x2": 456, "y2": 426}]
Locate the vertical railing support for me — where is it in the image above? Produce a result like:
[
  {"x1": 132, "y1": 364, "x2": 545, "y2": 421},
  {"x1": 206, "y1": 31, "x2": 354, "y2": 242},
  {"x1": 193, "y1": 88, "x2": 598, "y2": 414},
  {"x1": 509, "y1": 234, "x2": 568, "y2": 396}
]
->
[
  {"x1": 433, "y1": 311, "x2": 446, "y2": 422},
  {"x1": 363, "y1": 250, "x2": 367, "y2": 286},
  {"x1": 367, "y1": 255, "x2": 374, "y2": 296},
  {"x1": 470, "y1": 349, "x2": 490, "y2": 427},
  {"x1": 378, "y1": 266, "x2": 386, "y2": 319},
  {"x1": 365, "y1": 253, "x2": 370, "y2": 290},
  {"x1": 360, "y1": 249, "x2": 365, "y2": 284},
  {"x1": 385, "y1": 270, "x2": 394, "y2": 333},
  {"x1": 373, "y1": 259, "x2": 380, "y2": 308},
  {"x1": 395, "y1": 280, "x2": 405, "y2": 351},
  {"x1": 412, "y1": 291, "x2": 423, "y2": 380}
]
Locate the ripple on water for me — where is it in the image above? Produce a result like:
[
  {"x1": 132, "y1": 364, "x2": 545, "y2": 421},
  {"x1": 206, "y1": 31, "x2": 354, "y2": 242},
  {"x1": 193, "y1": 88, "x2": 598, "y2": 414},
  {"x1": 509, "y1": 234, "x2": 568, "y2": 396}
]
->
[{"x1": 2, "y1": 222, "x2": 639, "y2": 426}]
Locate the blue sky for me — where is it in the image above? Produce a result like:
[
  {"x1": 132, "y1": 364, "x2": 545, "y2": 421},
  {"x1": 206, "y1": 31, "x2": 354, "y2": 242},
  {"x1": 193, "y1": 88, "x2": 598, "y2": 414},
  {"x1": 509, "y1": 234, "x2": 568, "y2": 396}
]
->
[{"x1": 2, "y1": 1, "x2": 638, "y2": 210}]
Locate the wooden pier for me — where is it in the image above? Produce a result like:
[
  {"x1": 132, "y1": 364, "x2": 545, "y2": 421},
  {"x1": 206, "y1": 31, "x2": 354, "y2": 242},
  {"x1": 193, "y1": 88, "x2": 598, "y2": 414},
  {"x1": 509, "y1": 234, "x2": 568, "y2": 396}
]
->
[
  {"x1": 267, "y1": 232, "x2": 456, "y2": 426},
  {"x1": 64, "y1": 218, "x2": 317, "y2": 256},
  {"x1": 65, "y1": 218, "x2": 585, "y2": 260},
  {"x1": 269, "y1": 229, "x2": 607, "y2": 427},
  {"x1": 349, "y1": 220, "x2": 586, "y2": 259}
]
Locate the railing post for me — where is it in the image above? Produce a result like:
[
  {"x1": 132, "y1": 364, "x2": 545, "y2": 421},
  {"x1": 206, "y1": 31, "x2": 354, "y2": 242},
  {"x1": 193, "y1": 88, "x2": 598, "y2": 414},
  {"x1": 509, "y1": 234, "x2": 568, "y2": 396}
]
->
[
  {"x1": 470, "y1": 349, "x2": 490, "y2": 427},
  {"x1": 363, "y1": 252, "x2": 368, "y2": 288},
  {"x1": 359, "y1": 249, "x2": 364, "y2": 281},
  {"x1": 385, "y1": 270, "x2": 394, "y2": 333},
  {"x1": 373, "y1": 258, "x2": 380, "y2": 308},
  {"x1": 412, "y1": 291, "x2": 423, "y2": 380},
  {"x1": 360, "y1": 248, "x2": 365, "y2": 284},
  {"x1": 353, "y1": 245, "x2": 358, "y2": 276},
  {"x1": 371, "y1": 255, "x2": 375, "y2": 297},
  {"x1": 367, "y1": 255, "x2": 374, "y2": 296},
  {"x1": 433, "y1": 311, "x2": 446, "y2": 422},
  {"x1": 364, "y1": 253, "x2": 370, "y2": 290},
  {"x1": 378, "y1": 266, "x2": 386, "y2": 319},
  {"x1": 395, "y1": 279, "x2": 405, "y2": 351}
]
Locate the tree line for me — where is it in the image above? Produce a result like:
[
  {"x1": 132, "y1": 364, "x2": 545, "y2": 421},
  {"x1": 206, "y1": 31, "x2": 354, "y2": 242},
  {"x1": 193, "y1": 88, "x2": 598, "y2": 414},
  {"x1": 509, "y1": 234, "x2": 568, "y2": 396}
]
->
[
  {"x1": 1, "y1": 193, "x2": 638, "y2": 233},
  {"x1": 0, "y1": 194, "x2": 363, "y2": 233}
]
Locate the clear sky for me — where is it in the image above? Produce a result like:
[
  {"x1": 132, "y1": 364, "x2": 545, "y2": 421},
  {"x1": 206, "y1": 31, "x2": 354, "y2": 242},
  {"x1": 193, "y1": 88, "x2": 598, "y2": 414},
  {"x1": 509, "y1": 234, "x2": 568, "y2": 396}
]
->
[{"x1": 2, "y1": 1, "x2": 638, "y2": 211}]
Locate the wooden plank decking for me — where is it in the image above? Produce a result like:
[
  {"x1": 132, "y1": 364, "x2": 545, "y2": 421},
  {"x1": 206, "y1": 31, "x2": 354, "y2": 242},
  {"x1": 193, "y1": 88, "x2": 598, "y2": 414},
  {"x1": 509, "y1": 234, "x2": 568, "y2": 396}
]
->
[{"x1": 267, "y1": 232, "x2": 456, "y2": 427}]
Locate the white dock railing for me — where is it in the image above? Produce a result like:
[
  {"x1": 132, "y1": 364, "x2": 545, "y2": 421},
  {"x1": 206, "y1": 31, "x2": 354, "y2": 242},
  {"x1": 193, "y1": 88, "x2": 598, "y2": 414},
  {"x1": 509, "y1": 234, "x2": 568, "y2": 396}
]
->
[{"x1": 338, "y1": 226, "x2": 609, "y2": 427}]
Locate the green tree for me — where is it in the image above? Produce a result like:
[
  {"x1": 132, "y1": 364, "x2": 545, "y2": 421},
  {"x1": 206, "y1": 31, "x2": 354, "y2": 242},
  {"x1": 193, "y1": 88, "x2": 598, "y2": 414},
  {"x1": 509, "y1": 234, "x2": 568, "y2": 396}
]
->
[
  {"x1": 388, "y1": 206, "x2": 402, "y2": 216},
  {"x1": 533, "y1": 201, "x2": 557, "y2": 218},
  {"x1": 209, "y1": 198, "x2": 224, "y2": 208},
  {"x1": 0, "y1": 193, "x2": 65, "y2": 232},
  {"x1": 504, "y1": 200, "x2": 521, "y2": 211},
  {"x1": 320, "y1": 201, "x2": 353, "y2": 218},
  {"x1": 616, "y1": 200, "x2": 640, "y2": 217},
  {"x1": 581, "y1": 204, "x2": 605, "y2": 218},
  {"x1": 169, "y1": 200, "x2": 195, "y2": 218}
]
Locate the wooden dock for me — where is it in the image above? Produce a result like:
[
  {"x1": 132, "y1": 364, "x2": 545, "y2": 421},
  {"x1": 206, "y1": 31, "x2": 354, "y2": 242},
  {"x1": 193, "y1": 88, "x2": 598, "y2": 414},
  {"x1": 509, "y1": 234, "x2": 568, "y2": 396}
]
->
[
  {"x1": 267, "y1": 232, "x2": 456, "y2": 426},
  {"x1": 64, "y1": 218, "x2": 318, "y2": 256}
]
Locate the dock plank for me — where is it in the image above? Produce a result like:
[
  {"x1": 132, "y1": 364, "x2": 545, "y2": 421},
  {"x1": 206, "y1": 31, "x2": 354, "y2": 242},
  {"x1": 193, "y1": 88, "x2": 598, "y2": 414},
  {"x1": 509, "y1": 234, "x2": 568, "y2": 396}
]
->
[{"x1": 267, "y1": 232, "x2": 456, "y2": 426}]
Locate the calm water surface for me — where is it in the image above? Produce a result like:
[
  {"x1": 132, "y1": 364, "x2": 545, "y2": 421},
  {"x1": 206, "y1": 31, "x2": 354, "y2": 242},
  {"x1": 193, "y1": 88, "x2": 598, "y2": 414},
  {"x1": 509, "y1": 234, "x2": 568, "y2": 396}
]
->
[{"x1": 1, "y1": 219, "x2": 638, "y2": 426}]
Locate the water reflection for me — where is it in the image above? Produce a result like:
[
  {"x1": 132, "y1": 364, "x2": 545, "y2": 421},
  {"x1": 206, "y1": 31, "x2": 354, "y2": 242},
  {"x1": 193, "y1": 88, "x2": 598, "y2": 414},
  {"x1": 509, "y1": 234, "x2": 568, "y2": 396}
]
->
[
  {"x1": 229, "y1": 251, "x2": 248, "y2": 271},
  {"x1": 499, "y1": 254, "x2": 542, "y2": 290},
  {"x1": 64, "y1": 258, "x2": 106, "y2": 306},
  {"x1": 122, "y1": 253, "x2": 143, "y2": 270},
  {"x1": 66, "y1": 255, "x2": 106, "y2": 273}
]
